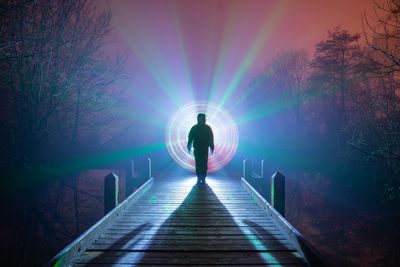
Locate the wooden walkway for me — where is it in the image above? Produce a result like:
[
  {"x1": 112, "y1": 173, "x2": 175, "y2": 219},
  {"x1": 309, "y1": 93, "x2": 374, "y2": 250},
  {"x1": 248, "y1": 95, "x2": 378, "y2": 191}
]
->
[{"x1": 52, "y1": 176, "x2": 310, "y2": 266}]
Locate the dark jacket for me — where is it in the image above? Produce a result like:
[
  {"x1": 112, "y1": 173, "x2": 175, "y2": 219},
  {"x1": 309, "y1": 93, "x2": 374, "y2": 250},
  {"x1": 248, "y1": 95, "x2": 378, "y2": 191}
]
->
[{"x1": 188, "y1": 124, "x2": 214, "y2": 151}]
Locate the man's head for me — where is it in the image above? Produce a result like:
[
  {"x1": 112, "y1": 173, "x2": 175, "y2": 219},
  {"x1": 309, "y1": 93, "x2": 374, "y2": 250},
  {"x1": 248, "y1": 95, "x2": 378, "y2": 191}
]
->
[{"x1": 197, "y1": 113, "x2": 206, "y2": 124}]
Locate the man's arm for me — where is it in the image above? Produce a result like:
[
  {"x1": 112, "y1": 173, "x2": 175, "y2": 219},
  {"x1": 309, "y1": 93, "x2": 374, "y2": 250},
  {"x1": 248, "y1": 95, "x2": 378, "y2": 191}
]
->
[
  {"x1": 209, "y1": 126, "x2": 214, "y2": 154},
  {"x1": 187, "y1": 127, "x2": 194, "y2": 153}
]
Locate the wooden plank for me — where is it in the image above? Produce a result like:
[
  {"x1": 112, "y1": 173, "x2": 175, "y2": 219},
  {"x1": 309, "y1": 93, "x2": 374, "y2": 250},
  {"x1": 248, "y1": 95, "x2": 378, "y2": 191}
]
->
[
  {"x1": 115, "y1": 214, "x2": 274, "y2": 219},
  {"x1": 110, "y1": 222, "x2": 277, "y2": 227},
  {"x1": 90, "y1": 239, "x2": 293, "y2": 247},
  {"x1": 76, "y1": 264, "x2": 307, "y2": 267},
  {"x1": 75, "y1": 251, "x2": 306, "y2": 265},
  {"x1": 114, "y1": 217, "x2": 275, "y2": 221},
  {"x1": 111, "y1": 221, "x2": 276, "y2": 226},
  {"x1": 97, "y1": 236, "x2": 286, "y2": 241},
  {"x1": 122, "y1": 214, "x2": 267, "y2": 218},
  {"x1": 86, "y1": 244, "x2": 296, "y2": 251},
  {"x1": 105, "y1": 228, "x2": 281, "y2": 234}
]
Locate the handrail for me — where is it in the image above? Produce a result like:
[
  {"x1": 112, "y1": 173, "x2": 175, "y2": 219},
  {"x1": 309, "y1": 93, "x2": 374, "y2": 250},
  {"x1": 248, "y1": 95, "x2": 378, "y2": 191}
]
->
[
  {"x1": 241, "y1": 177, "x2": 330, "y2": 267},
  {"x1": 45, "y1": 177, "x2": 153, "y2": 267},
  {"x1": 45, "y1": 157, "x2": 154, "y2": 267}
]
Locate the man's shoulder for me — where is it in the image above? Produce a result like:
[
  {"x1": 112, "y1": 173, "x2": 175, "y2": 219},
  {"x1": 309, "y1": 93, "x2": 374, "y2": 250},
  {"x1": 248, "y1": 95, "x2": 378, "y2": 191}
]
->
[{"x1": 190, "y1": 124, "x2": 198, "y2": 131}]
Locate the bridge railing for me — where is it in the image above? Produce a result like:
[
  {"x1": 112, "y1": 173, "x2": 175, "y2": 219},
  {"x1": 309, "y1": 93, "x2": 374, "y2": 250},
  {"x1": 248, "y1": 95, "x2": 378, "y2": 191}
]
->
[
  {"x1": 46, "y1": 157, "x2": 154, "y2": 267},
  {"x1": 243, "y1": 158, "x2": 285, "y2": 216},
  {"x1": 105, "y1": 157, "x2": 153, "y2": 215},
  {"x1": 242, "y1": 158, "x2": 330, "y2": 267}
]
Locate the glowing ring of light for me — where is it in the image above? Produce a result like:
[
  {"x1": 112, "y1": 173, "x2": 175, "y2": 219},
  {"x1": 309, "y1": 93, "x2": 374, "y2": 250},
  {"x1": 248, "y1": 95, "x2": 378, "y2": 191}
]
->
[{"x1": 166, "y1": 101, "x2": 238, "y2": 173}]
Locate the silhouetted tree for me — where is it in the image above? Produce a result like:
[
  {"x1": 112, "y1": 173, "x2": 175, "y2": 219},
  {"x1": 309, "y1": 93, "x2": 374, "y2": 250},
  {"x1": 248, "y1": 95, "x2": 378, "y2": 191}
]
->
[
  {"x1": 0, "y1": 1, "x2": 125, "y2": 265},
  {"x1": 364, "y1": 0, "x2": 400, "y2": 75},
  {"x1": 0, "y1": 0, "x2": 124, "y2": 172},
  {"x1": 269, "y1": 49, "x2": 310, "y2": 138},
  {"x1": 359, "y1": 0, "x2": 400, "y2": 201},
  {"x1": 311, "y1": 28, "x2": 362, "y2": 132}
]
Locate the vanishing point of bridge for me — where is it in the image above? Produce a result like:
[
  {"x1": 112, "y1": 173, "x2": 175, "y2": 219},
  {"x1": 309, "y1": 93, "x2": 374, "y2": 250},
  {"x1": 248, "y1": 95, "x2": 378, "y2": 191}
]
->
[{"x1": 48, "y1": 159, "x2": 327, "y2": 267}]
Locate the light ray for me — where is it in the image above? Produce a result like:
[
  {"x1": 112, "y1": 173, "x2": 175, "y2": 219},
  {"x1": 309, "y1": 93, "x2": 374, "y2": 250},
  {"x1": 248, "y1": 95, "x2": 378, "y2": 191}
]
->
[{"x1": 217, "y1": 1, "x2": 289, "y2": 108}]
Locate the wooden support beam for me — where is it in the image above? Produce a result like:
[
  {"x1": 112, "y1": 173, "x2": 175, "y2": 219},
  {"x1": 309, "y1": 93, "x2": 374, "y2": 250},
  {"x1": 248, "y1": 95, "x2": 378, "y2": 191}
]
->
[
  {"x1": 271, "y1": 171, "x2": 285, "y2": 217},
  {"x1": 104, "y1": 173, "x2": 119, "y2": 215}
]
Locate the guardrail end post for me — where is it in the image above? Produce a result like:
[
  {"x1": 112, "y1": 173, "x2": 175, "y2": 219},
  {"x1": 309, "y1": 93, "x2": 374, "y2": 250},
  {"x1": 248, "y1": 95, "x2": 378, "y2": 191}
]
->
[
  {"x1": 271, "y1": 171, "x2": 285, "y2": 217},
  {"x1": 104, "y1": 172, "x2": 119, "y2": 215},
  {"x1": 147, "y1": 157, "x2": 152, "y2": 179},
  {"x1": 243, "y1": 159, "x2": 252, "y2": 180},
  {"x1": 126, "y1": 160, "x2": 135, "y2": 197},
  {"x1": 261, "y1": 158, "x2": 265, "y2": 179}
]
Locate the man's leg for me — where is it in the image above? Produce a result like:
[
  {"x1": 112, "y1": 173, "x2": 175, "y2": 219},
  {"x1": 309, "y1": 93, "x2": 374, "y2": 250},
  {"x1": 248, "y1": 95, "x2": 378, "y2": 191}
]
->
[
  {"x1": 194, "y1": 148, "x2": 208, "y2": 184},
  {"x1": 199, "y1": 149, "x2": 208, "y2": 183},
  {"x1": 194, "y1": 149, "x2": 202, "y2": 183}
]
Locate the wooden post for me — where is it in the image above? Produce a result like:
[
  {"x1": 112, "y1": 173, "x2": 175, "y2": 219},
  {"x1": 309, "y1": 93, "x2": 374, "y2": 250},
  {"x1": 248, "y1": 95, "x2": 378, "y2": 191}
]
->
[
  {"x1": 271, "y1": 171, "x2": 285, "y2": 217},
  {"x1": 140, "y1": 157, "x2": 152, "y2": 180},
  {"x1": 261, "y1": 159, "x2": 265, "y2": 179},
  {"x1": 125, "y1": 160, "x2": 134, "y2": 197},
  {"x1": 104, "y1": 173, "x2": 119, "y2": 215},
  {"x1": 243, "y1": 159, "x2": 252, "y2": 180},
  {"x1": 262, "y1": 159, "x2": 271, "y2": 202},
  {"x1": 147, "y1": 158, "x2": 152, "y2": 179}
]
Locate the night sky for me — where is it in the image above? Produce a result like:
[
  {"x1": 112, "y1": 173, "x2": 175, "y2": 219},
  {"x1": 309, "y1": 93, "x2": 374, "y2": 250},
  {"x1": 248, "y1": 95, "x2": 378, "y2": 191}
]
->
[{"x1": 103, "y1": 0, "x2": 374, "y2": 126}]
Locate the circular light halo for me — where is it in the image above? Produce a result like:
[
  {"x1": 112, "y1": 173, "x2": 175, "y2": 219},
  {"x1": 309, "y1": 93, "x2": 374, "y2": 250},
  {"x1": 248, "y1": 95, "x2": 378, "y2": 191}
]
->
[{"x1": 166, "y1": 101, "x2": 238, "y2": 173}]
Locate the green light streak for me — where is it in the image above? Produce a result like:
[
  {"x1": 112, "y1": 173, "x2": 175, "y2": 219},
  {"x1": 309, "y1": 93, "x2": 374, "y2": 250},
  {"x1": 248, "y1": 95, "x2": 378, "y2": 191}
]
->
[
  {"x1": 209, "y1": 2, "x2": 241, "y2": 102},
  {"x1": 52, "y1": 256, "x2": 64, "y2": 267},
  {"x1": 218, "y1": 1, "x2": 289, "y2": 108},
  {"x1": 229, "y1": 73, "x2": 269, "y2": 112},
  {"x1": 240, "y1": 226, "x2": 282, "y2": 265},
  {"x1": 129, "y1": 41, "x2": 183, "y2": 106},
  {"x1": 118, "y1": 19, "x2": 187, "y2": 106},
  {"x1": 236, "y1": 82, "x2": 328, "y2": 125},
  {"x1": 8, "y1": 143, "x2": 166, "y2": 189},
  {"x1": 149, "y1": 195, "x2": 158, "y2": 203},
  {"x1": 214, "y1": 187, "x2": 282, "y2": 265},
  {"x1": 170, "y1": 1, "x2": 195, "y2": 102},
  {"x1": 55, "y1": 143, "x2": 166, "y2": 175},
  {"x1": 236, "y1": 93, "x2": 294, "y2": 125}
]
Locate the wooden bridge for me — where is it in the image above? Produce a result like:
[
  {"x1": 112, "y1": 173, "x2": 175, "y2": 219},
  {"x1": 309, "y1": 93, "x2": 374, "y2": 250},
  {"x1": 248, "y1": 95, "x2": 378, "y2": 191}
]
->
[{"x1": 48, "y1": 160, "x2": 328, "y2": 267}]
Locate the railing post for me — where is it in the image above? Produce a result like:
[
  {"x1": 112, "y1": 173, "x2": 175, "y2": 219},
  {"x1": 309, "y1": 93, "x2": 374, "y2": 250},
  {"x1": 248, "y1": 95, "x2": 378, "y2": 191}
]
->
[
  {"x1": 147, "y1": 157, "x2": 152, "y2": 179},
  {"x1": 261, "y1": 159, "x2": 271, "y2": 202},
  {"x1": 243, "y1": 159, "x2": 252, "y2": 180},
  {"x1": 104, "y1": 173, "x2": 119, "y2": 215},
  {"x1": 141, "y1": 157, "x2": 152, "y2": 179},
  {"x1": 271, "y1": 171, "x2": 285, "y2": 217},
  {"x1": 261, "y1": 159, "x2": 265, "y2": 179},
  {"x1": 125, "y1": 160, "x2": 135, "y2": 197}
]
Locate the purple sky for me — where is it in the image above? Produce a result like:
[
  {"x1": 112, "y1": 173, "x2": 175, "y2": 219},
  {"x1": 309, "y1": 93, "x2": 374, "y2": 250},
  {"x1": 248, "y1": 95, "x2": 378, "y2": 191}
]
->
[{"x1": 103, "y1": 0, "x2": 375, "y2": 123}]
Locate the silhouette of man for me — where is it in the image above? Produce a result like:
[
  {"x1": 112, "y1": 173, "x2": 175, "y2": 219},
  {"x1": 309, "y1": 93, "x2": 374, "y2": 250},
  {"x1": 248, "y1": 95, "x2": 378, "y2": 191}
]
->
[{"x1": 187, "y1": 113, "x2": 214, "y2": 184}]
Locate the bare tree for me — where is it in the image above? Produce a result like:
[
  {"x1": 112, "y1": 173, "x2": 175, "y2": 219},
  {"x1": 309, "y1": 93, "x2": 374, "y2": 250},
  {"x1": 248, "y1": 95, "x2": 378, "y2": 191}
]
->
[
  {"x1": 357, "y1": 1, "x2": 400, "y2": 202},
  {"x1": 363, "y1": 0, "x2": 400, "y2": 75},
  {"x1": 347, "y1": 69, "x2": 400, "y2": 202},
  {"x1": 310, "y1": 28, "x2": 362, "y2": 135},
  {"x1": 0, "y1": 1, "x2": 126, "y2": 265},
  {"x1": 268, "y1": 49, "x2": 310, "y2": 138}
]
